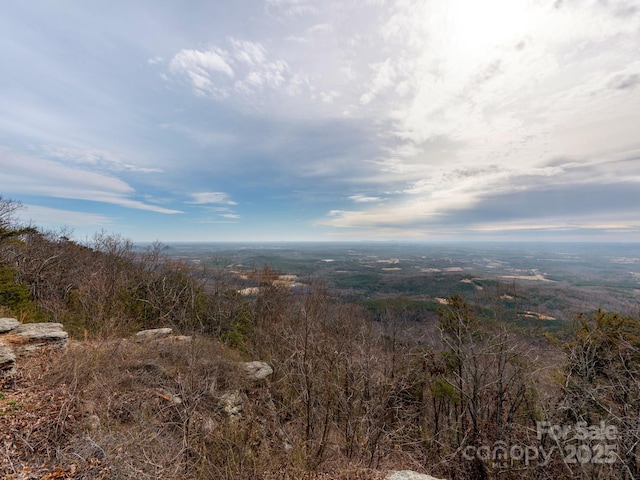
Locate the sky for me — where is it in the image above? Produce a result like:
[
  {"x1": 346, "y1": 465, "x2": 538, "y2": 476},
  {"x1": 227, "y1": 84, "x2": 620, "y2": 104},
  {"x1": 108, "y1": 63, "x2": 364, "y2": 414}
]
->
[{"x1": 1, "y1": 0, "x2": 639, "y2": 243}]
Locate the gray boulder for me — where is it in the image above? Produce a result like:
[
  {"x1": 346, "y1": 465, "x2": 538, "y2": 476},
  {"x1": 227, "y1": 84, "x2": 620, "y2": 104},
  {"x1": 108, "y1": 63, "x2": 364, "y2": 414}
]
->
[
  {"x1": 134, "y1": 328, "x2": 173, "y2": 342},
  {"x1": 0, "y1": 320, "x2": 69, "y2": 377},
  {"x1": 387, "y1": 471, "x2": 446, "y2": 480},
  {"x1": 0, "y1": 322, "x2": 69, "y2": 357},
  {"x1": 218, "y1": 391, "x2": 246, "y2": 418},
  {"x1": 242, "y1": 361, "x2": 273, "y2": 381},
  {"x1": 0, "y1": 344, "x2": 16, "y2": 373},
  {"x1": 9, "y1": 322, "x2": 69, "y2": 352},
  {"x1": 0, "y1": 318, "x2": 19, "y2": 333}
]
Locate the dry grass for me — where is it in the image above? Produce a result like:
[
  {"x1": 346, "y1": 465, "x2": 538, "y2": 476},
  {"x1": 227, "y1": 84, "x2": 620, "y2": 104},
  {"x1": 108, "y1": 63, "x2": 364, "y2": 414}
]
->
[
  {"x1": 0, "y1": 337, "x2": 394, "y2": 480},
  {"x1": 1, "y1": 350, "x2": 110, "y2": 479}
]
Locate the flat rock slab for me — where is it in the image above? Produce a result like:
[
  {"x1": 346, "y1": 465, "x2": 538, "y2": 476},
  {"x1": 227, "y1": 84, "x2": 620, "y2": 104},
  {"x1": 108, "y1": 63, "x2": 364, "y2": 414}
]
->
[
  {"x1": 1, "y1": 320, "x2": 70, "y2": 376},
  {"x1": 11, "y1": 323, "x2": 68, "y2": 339},
  {"x1": 3, "y1": 323, "x2": 69, "y2": 353},
  {"x1": 0, "y1": 318, "x2": 20, "y2": 333},
  {"x1": 135, "y1": 328, "x2": 173, "y2": 342},
  {"x1": 387, "y1": 471, "x2": 446, "y2": 480}
]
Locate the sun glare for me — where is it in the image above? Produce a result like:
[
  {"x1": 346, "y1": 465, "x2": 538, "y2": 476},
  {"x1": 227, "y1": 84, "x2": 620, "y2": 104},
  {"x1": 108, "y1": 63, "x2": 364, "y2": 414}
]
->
[{"x1": 445, "y1": 0, "x2": 530, "y2": 55}]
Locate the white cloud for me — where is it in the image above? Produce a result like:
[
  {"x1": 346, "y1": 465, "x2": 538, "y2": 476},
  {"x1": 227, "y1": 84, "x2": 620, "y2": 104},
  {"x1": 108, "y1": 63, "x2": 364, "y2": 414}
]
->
[
  {"x1": 188, "y1": 192, "x2": 237, "y2": 205},
  {"x1": 266, "y1": 0, "x2": 320, "y2": 17},
  {"x1": 88, "y1": 193, "x2": 182, "y2": 214},
  {"x1": 349, "y1": 194, "x2": 382, "y2": 203},
  {"x1": 327, "y1": 209, "x2": 346, "y2": 217},
  {"x1": 308, "y1": 23, "x2": 332, "y2": 35},
  {"x1": 0, "y1": 149, "x2": 131, "y2": 193},
  {"x1": 167, "y1": 39, "x2": 292, "y2": 103},
  {"x1": 284, "y1": 35, "x2": 308, "y2": 43},
  {"x1": 169, "y1": 48, "x2": 234, "y2": 97},
  {"x1": 324, "y1": 193, "x2": 475, "y2": 230},
  {"x1": 19, "y1": 204, "x2": 114, "y2": 228},
  {"x1": 0, "y1": 148, "x2": 181, "y2": 214},
  {"x1": 320, "y1": 90, "x2": 339, "y2": 104},
  {"x1": 230, "y1": 39, "x2": 267, "y2": 66},
  {"x1": 245, "y1": 71, "x2": 264, "y2": 87},
  {"x1": 360, "y1": 58, "x2": 396, "y2": 105},
  {"x1": 5, "y1": 0, "x2": 639, "y2": 239},
  {"x1": 44, "y1": 146, "x2": 163, "y2": 174},
  {"x1": 121, "y1": 164, "x2": 163, "y2": 174},
  {"x1": 171, "y1": 48, "x2": 234, "y2": 77}
]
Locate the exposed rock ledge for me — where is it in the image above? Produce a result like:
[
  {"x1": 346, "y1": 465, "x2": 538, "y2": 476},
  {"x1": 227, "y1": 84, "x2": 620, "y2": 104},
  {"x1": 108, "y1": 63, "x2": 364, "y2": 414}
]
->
[
  {"x1": 386, "y1": 471, "x2": 446, "y2": 480},
  {"x1": 134, "y1": 327, "x2": 192, "y2": 344},
  {"x1": 0, "y1": 318, "x2": 69, "y2": 376}
]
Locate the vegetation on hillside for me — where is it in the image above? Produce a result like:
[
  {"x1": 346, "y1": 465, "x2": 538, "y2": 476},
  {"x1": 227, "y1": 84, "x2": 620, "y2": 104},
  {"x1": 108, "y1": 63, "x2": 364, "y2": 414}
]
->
[{"x1": 0, "y1": 197, "x2": 638, "y2": 479}]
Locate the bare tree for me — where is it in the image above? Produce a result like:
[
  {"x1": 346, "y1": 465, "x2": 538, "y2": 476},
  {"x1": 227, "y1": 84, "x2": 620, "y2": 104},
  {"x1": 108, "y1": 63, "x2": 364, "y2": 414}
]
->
[{"x1": 561, "y1": 310, "x2": 640, "y2": 479}]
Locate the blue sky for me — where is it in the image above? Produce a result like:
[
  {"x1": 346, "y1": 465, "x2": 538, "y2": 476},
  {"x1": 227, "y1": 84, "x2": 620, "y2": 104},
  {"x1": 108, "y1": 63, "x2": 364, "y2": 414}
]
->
[{"x1": 1, "y1": 0, "x2": 639, "y2": 242}]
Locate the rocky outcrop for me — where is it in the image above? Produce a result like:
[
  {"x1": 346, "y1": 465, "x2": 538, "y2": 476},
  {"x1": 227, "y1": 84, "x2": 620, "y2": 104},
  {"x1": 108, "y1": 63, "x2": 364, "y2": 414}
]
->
[
  {"x1": 386, "y1": 471, "x2": 446, "y2": 480},
  {"x1": 0, "y1": 344, "x2": 16, "y2": 375},
  {"x1": 218, "y1": 391, "x2": 246, "y2": 419},
  {"x1": 7, "y1": 323, "x2": 69, "y2": 353},
  {"x1": 134, "y1": 328, "x2": 192, "y2": 344},
  {"x1": 134, "y1": 327, "x2": 173, "y2": 340},
  {"x1": 0, "y1": 318, "x2": 69, "y2": 376},
  {"x1": 242, "y1": 360, "x2": 273, "y2": 381},
  {"x1": 0, "y1": 317, "x2": 20, "y2": 333}
]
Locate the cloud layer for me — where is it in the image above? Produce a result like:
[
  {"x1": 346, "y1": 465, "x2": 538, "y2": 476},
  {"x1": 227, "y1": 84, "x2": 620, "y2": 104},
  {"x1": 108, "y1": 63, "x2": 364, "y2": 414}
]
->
[{"x1": 1, "y1": 0, "x2": 639, "y2": 241}]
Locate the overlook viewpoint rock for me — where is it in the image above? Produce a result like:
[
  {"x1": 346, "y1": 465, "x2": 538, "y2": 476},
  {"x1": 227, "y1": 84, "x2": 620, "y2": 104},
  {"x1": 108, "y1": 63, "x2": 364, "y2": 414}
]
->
[{"x1": 0, "y1": 318, "x2": 69, "y2": 375}]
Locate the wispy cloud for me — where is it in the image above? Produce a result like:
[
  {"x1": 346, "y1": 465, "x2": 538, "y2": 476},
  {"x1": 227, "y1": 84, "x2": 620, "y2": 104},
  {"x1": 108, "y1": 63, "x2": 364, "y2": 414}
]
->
[
  {"x1": 266, "y1": 0, "x2": 320, "y2": 17},
  {"x1": 20, "y1": 205, "x2": 114, "y2": 229},
  {"x1": 188, "y1": 192, "x2": 238, "y2": 205},
  {"x1": 349, "y1": 194, "x2": 382, "y2": 203},
  {"x1": 0, "y1": 148, "x2": 181, "y2": 215},
  {"x1": 169, "y1": 48, "x2": 234, "y2": 97},
  {"x1": 44, "y1": 146, "x2": 164, "y2": 174}
]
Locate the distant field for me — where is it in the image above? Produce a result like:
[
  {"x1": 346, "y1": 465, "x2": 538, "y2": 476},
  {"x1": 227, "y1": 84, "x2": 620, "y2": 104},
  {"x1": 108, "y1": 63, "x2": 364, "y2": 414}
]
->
[{"x1": 161, "y1": 241, "x2": 640, "y2": 329}]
